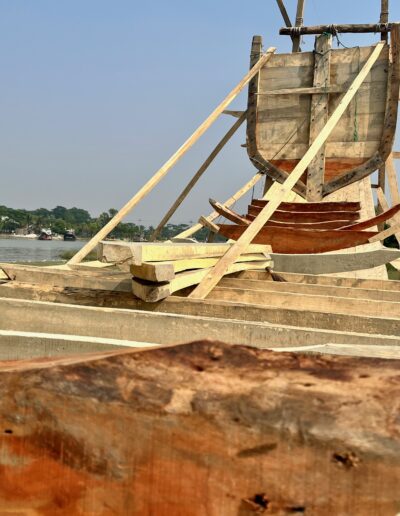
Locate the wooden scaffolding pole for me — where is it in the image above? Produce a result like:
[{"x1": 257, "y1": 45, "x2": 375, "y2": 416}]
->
[
  {"x1": 380, "y1": 0, "x2": 389, "y2": 42},
  {"x1": 173, "y1": 172, "x2": 264, "y2": 240},
  {"x1": 292, "y1": 0, "x2": 306, "y2": 52},
  {"x1": 189, "y1": 42, "x2": 385, "y2": 300},
  {"x1": 150, "y1": 111, "x2": 247, "y2": 241},
  {"x1": 67, "y1": 47, "x2": 276, "y2": 265}
]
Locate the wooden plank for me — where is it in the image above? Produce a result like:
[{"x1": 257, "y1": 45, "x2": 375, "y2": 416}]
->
[
  {"x1": 131, "y1": 254, "x2": 268, "y2": 282},
  {"x1": 1, "y1": 283, "x2": 398, "y2": 338},
  {"x1": 174, "y1": 172, "x2": 264, "y2": 239},
  {"x1": 237, "y1": 269, "x2": 400, "y2": 291},
  {"x1": 190, "y1": 43, "x2": 385, "y2": 299},
  {"x1": 132, "y1": 260, "x2": 272, "y2": 302},
  {"x1": 270, "y1": 248, "x2": 400, "y2": 275},
  {"x1": 208, "y1": 285, "x2": 400, "y2": 319},
  {"x1": 101, "y1": 241, "x2": 271, "y2": 266},
  {"x1": 307, "y1": 34, "x2": 332, "y2": 201},
  {"x1": 150, "y1": 111, "x2": 247, "y2": 241},
  {"x1": 0, "y1": 263, "x2": 132, "y2": 291},
  {"x1": 380, "y1": 0, "x2": 389, "y2": 42},
  {"x1": 250, "y1": 199, "x2": 361, "y2": 211},
  {"x1": 67, "y1": 47, "x2": 276, "y2": 265},
  {"x1": 219, "y1": 276, "x2": 400, "y2": 303}
]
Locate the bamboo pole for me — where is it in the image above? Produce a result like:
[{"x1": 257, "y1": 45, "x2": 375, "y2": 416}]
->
[
  {"x1": 67, "y1": 48, "x2": 276, "y2": 265},
  {"x1": 292, "y1": 0, "x2": 306, "y2": 52},
  {"x1": 281, "y1": 24, "x2": 394, "y2": 36},
  {"x1": 150, "y1": 111, "x2": 247, "y2": 241},
  {"x1": 189, "y1": 42, "x2": 385, "y2": 300},
  {"x1": 173, "y1": 172, "x2": 264, "y2": 240}
]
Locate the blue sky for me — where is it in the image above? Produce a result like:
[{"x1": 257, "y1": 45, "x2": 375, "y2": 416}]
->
[{"x1": 1, "y1": 1, "x2": 399, "y2": 224}]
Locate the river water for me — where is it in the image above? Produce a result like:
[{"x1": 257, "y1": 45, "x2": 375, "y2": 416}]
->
[{"x1": 0, "y1": 238, "x2": 84, "y2": 263}]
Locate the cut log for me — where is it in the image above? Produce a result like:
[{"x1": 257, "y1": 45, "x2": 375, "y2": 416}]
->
[{"x1": 0, "y1": 341, "x2": 399, "y2": 514}]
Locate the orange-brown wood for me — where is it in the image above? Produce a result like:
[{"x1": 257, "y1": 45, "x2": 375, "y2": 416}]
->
[
  {"x1": 211, "y1": 200, "x2": 352, "y2": 229},
  {"x1": 246, "y1": 214, "x2": 353, "y2": 229},
  {"x1": 341, "y1": 204, "x2": 400, "y2": 231},
  {"x1": 0, "y1": 342, "x2": 400, "y2": 514},
  {"x1": 248, "y1": 205, "x2": 360, "y2": 223},
  {"x1": 218, "y1": 224, "x2": 377, "y2": 253},
  {"x1": 251, "y1": 200, "x2": 361, "y2": 212},
  {"x1": 271, "y1": 158, "x2": 368, "y2": 180}
]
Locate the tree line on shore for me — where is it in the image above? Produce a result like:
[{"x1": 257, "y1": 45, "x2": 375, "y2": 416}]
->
[{"x1": 0, "y1": 205, "x2": 208, "y2": 241}]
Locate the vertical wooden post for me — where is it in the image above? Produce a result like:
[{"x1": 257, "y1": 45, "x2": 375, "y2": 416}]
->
[
  {"x1": 292, "y1": 0, "x2": 306, "y2": 52},
  {"x1": 306, "y1": 34, "x2": 332, "y2": 201},
  {"x1": 380, "y1": 0, "x2": 389, "y2": 42},
  {"x1": 67, "y1": 47, "x2": 276, "y2": 265},
  {"x1": 386, "y1": 153, "x2": 400, "y2": 205}
]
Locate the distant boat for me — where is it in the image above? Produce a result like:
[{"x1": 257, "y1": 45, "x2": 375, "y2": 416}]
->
[
  {"x1": 38, "y1": 229, "x2": 52, "y2": 241},
  {"x1": 63, "y1": 229, "x2": 76, "y2": 241}
]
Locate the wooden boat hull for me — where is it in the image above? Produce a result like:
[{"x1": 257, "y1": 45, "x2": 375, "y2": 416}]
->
[
  {"x1": 248, "y1": 205, "x2": 360, "y2": 223},
  {"x1": 246, "y1": 29, "x2": 400, "y2": 198},
  {"x1": 218, "y1": 224, "x2": 377, "y2": 253}
]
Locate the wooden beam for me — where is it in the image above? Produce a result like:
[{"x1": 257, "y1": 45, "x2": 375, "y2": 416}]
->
[
  {"x1": 275, "y1": 0, "x2": 299, "y2": 48},
  {"x1": 67, "y1": 47, "x2": 276, "y2": 265},
  {"x1": 306, "y1": 34, "x2": 332, "y2": 201},
  {"x1": 369, "y1": 222, "x2": 400, "y2": 243},
  {"x1": 208, "y1": 285, "x2": 400, "y2": 319},
  {"x1": 173, "y1": 172, "x2": 264, "y2": 239},
  {"x1": 222, "y1": 110, "x2": 245, "y2": 117},
  {"x1": 2, "y1": 286, "x2": 399, "y2": 341},
  {"x1": 100, "y1": 241, "x2": 271, "y2": 265},
  {"x1": 238, "y1": 269, "x2": 400, "y2": 292},
  {"x1": 257, "y1": 85, "x2": 349, "y2": 95},
  {"x1": 132, "y1": 260, "x2": 272, "y2": 302},
  {"x1": 292, "y1": 0, "x2": 306, "y2": 52},
  {"x1": 392, "y1": 151, "x2": 400, "y2": 159},
  {"x1": 131, "y1": 253, "x2": 268, "y2": 282},
  {"x1": 150, "y1": 111, "x2": 247, "y2": 241},
  {"x1": 386, "y1": 153, "x2": 400, "y2": 205},
  {"x1": 280, "y1": 23, "x2": 395, "y2": 35},
  {"x1": 270, "y1": 248, "x2": 400, "y2": 275},
  {"x1": 190, "y1": 43, "x2": 385, "y2": 300},
  {"x1": 197, "y1": 215, "x2": 220, "y2": 234}
]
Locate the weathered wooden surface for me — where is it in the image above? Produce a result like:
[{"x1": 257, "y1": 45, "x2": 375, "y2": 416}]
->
[
  {"x1": 280, "y1": 23, "x2": 396, "y2": 35},
  {"x1": 246, "y1": 29, "x2": 400, "y2": 198},
  {"x1": 271, "y1": 248, "x2": 400, "y2": 274},
  {"x1": 0, "y1": 341, "x2": 399, "y2": 515},
  {"x1": 1, "y1": 283, "x2": 399, "y2": 338}
]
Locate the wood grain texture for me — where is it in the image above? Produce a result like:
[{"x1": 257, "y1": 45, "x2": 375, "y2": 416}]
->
[
  {"x1": 307, "y1": 34, "x2": 332, "y2": 200},
  {"x1": 217, "y1": 225, "x2": 377, "y2": 254},
  {"x1": 0, "y1": 341, "x2": 399, "y2": 515},
  {"x1": 250, "y1": 199, "x2": 361, "y2": 211},
  {"x1": 248, "y1": 204, "x2": 360, "y2": 222}
]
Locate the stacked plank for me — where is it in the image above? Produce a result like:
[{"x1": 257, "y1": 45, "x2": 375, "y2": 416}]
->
[{"x1": 99, "y1": 241, "x2": 273, "y2": 302}]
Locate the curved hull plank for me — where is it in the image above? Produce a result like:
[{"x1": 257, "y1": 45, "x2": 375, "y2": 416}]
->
[
  {"x1": 251, "y1": 199, "x2": 361, "y2": 212},
  {"x1": 246, "y1": 26, "x2": 400, "y2": 199},
  {"x1": 248, "y1": 205, "x2": 360, "y2": 223},
  {"x1": 218, "y1": 224, "x2": 377, "y2": 254},
  {"x1": 246, "y1": 215, "x2": 354, "y2": 229},
  {"x1": 341, "y1": 203, "x2": 400, "y2": 230}
]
